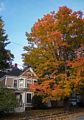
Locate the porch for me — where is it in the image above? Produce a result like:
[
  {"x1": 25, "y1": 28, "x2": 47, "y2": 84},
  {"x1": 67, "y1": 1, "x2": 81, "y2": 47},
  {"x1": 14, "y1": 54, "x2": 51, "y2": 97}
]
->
[{"x1": 15, "y1": 91, "x2": 33, "y2": 112}]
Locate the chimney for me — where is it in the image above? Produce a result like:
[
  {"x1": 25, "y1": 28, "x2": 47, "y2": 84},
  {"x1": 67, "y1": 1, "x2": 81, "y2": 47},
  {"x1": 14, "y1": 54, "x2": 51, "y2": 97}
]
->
[{"x1": 15, "y1": 63, "x2": 18, "y2": 68}]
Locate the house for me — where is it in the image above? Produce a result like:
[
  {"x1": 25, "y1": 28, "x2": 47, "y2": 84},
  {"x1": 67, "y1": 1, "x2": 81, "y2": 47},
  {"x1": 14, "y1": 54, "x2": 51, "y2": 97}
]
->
[{"x1": 0, "y1": 64, "x2": 38, "y2": 112}]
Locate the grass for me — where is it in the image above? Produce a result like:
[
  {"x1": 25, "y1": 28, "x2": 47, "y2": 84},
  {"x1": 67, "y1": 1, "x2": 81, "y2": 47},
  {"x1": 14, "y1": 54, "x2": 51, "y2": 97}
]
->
[
  {"x1": 26, "y1": 107, "x2": 65, "y2": 117},
  {"x1": 0, "y1": 107, "x2": 84, "y2": 120}
]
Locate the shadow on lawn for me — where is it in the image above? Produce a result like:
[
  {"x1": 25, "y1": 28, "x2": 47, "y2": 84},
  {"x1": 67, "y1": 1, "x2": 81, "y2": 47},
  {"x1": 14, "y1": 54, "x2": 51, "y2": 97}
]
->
[{"x1": 0, "y1": 107, "x2": 84, "y2": 120}]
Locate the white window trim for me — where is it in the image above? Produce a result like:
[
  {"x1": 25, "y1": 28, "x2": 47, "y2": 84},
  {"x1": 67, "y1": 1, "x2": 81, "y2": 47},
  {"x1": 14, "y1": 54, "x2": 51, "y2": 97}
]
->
[
  {"x1": 18, "y1": 77, "x2": 26, "y2": 89},
  {"x1": 26, "y1": 92, "x2": 34, "y2": 104},
  {"x1": 13, "y1": 79, "x2": 18, "y2": 89},
  {"x1": 5, "y1": 76, "x2": 18, "y2": 88}
]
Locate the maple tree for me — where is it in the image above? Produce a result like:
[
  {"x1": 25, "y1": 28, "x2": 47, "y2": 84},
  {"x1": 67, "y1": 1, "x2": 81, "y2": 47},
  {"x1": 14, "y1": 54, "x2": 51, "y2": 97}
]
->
[{"x1": 23, "y1": 6, "x2": 84, "y2": 103}]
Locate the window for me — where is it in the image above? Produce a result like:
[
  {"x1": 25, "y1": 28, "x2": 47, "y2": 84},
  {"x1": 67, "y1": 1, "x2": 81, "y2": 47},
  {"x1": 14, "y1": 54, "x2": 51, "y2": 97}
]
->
[
  {"x1": 27, "y1": 93, "x2": 32, "y2": 103},
  {"x1": 19, "y1": 79, "x2": 24, "y2": 88},
  {"x1": 27, "y1": 80, "x2": 32, "y2": 88},
  {"x1": 27, "y1": 80, "x2": 32, "y2": 84},
  {"x1": 6, "y1": 77, "x2": 13, "y2": 88},
  {"x1": 14, "y1": 80, "x2": 17, "y2": 88}
]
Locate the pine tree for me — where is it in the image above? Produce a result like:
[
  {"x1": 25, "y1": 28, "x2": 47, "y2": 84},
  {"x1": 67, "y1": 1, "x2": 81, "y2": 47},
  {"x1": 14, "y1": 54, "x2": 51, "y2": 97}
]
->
[{"x1": 0, "y1": 17, "x2": 14, "y2": 70}]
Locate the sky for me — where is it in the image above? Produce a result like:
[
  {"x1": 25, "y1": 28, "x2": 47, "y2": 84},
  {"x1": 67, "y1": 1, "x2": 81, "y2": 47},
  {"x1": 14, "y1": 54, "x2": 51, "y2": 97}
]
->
[{"x1": 0, "y1": 0, "x2": 84, "y2": 68}]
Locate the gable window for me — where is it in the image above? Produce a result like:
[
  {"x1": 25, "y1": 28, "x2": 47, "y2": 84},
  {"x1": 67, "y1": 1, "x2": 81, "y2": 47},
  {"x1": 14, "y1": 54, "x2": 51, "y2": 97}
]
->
[
  {"x1": 14, "y1": 80, "x2": 17, "y2": 88},
  {"x1": 34, "y1": 80, "x2": 37, "y2": 83}
]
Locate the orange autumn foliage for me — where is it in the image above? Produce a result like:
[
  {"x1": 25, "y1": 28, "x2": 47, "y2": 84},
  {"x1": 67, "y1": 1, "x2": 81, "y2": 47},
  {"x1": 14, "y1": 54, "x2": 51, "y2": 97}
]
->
[{"x1": 23, "y1": 6, "x2": 84, "y2": 103}]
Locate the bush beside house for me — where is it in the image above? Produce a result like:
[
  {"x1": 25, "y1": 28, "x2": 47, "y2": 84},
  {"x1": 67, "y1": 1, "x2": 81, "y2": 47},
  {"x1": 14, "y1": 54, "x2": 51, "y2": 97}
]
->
[
  {"x1": 0, "y1": 83, "x2": 18, "y2": 113},
  {"x1": 32, "y1": 95, "x2": 47, "y2": 109}
]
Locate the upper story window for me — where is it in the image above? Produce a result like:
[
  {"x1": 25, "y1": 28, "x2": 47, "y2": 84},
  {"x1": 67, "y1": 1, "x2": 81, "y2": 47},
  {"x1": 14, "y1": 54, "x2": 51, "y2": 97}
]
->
[
  {"x1": 27, "y1": 80, "x2": 32, "y2": 88},
  {"x1": 27, "y1": 80, "x2": 32, "y2": 84},
  {"x1": 19, "y1": 78, "x2": 24, "y2": 88},
  {"x1": 14, "y1": 80, "x2": 17, "y2": 88},
  {"x1": 6, "y1": 77, "x2": 13, "y2": 88}
]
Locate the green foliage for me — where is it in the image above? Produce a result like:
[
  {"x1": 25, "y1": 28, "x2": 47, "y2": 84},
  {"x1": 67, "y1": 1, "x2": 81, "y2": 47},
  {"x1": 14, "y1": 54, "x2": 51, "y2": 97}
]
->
[
  {"x1": 32, "y1": 95, "x2": 45, "y2": 108},
  {"x1": 0, "y1": 17, "x2": 14, "y2": 70},
  {"x1": 0, "y1": 83, "x2": 18, "y2": 113}
]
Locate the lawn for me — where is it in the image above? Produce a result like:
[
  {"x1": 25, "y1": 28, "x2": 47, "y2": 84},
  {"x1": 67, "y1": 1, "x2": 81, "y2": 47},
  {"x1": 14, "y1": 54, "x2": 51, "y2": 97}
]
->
[{"x1": 0, "y1": 107, "x2": 84, "y2": 120}]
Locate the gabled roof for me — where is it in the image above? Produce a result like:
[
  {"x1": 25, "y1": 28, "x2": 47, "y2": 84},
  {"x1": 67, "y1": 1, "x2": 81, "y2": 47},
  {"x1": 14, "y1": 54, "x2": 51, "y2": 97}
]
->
[
  {"x1": 0, "y1": 65, "x2": 37, "y2": 80},
  {"x1": 20, "y1": 67, "x2": 38, "y2": 79},
  {"x1": 7, "y1": 67, "x2": 22, "y2": 76},
  {"x1": 0, "y1": 66, "x2": 22, "y2": 79}
]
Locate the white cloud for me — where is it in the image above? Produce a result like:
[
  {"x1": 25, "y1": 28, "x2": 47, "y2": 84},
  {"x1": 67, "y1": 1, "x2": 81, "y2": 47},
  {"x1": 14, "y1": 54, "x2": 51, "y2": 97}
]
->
[{"x1": 0, "y1": 2, "x2": 5, "y2": 12}]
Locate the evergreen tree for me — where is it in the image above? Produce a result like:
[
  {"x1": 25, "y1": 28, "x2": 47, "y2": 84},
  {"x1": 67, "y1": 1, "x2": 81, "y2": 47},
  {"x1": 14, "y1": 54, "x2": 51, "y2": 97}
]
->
[{"x1": 0, "y1": 17, "x2": 14, "y2": 70}]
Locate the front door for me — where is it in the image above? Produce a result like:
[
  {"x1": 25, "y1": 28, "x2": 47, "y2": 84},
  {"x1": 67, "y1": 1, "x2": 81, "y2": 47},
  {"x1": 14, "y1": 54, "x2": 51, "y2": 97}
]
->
[{"x1": 16, "y1": 93, "x2": 22, "y2": 106}]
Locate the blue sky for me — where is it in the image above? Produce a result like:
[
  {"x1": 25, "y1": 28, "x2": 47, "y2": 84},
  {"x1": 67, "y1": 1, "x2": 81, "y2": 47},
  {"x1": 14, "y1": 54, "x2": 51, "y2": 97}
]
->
[{"x1": 0, "y1": 0, "x2": 84, "y2": 68}]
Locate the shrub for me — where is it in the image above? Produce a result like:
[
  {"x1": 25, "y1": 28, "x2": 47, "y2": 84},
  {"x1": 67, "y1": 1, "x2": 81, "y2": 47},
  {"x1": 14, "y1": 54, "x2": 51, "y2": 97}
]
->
[
  {"x1": 0, "y1": 83, "x2": 18, "y2": 113},
  {"x1": 32, "y1": 95, "x2": 47, "y2": 109}
]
